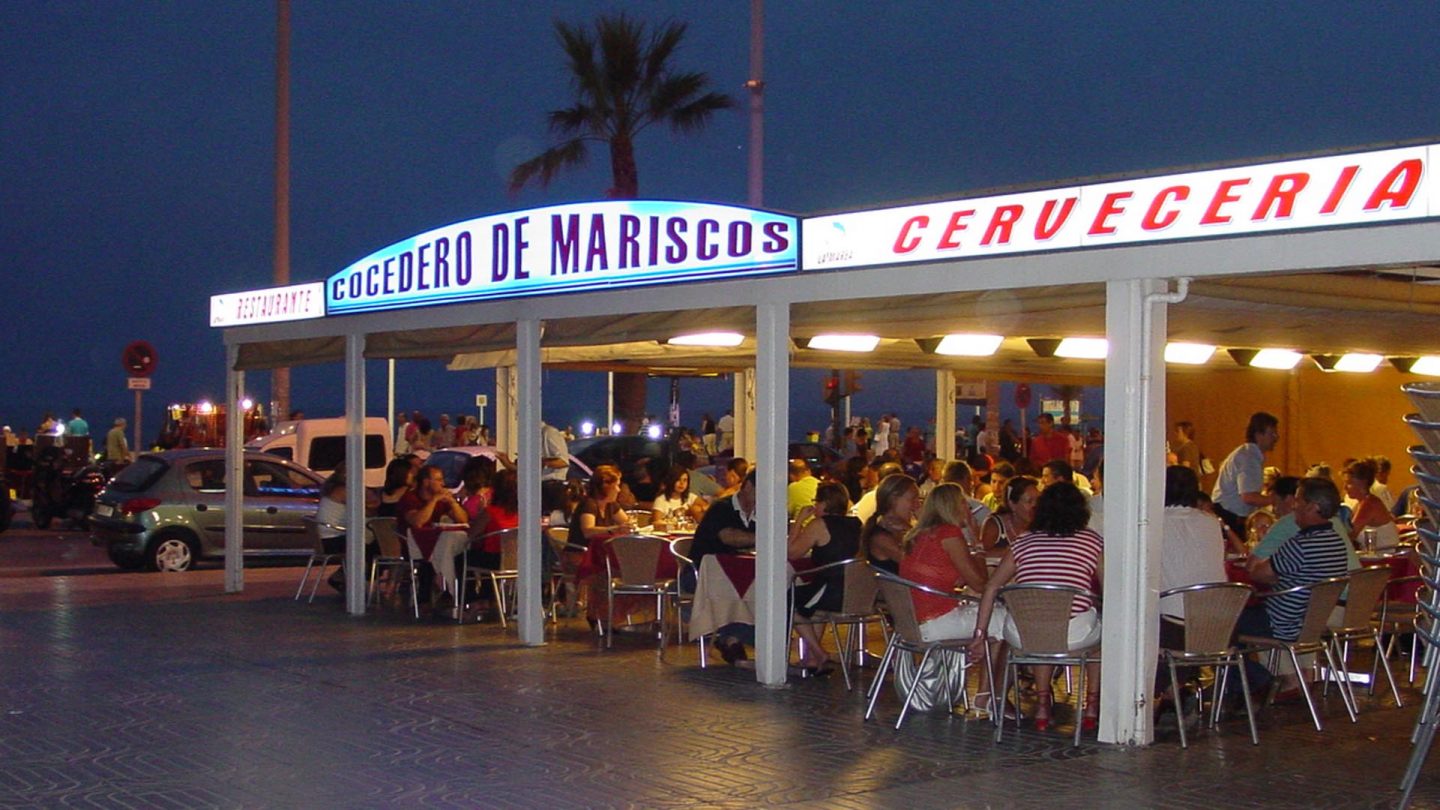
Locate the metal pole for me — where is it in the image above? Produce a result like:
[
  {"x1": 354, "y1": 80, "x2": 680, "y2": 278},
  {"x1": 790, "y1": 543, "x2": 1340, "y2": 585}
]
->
[
  {"x1": 746, "y1": 0, "x2": 764, "y2": 207},
  {"x1": 133, "y1": 390, "x2": 142, "y2": 455},
  {"x1": 606, "y1": 371, "x2": 614, "y2": 433},
  {"x1": 271, "y1": 0, "x2": 292, "y2": 419},
  {"x1": 387, "y1": 358, "x2": 395, "y2": 447},
  {"x1": 753, "y1": 301, "x2": 789, "y2": 685}
]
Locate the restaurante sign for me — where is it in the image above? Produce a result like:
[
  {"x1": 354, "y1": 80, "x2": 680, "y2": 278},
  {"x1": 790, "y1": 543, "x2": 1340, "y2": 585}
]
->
[
  {"x1": 802, "y1": 143, "x2": 1438, "y2": 270},
  {"x1": 325, "y1": 200, "x2": 797, "y2": 315}
]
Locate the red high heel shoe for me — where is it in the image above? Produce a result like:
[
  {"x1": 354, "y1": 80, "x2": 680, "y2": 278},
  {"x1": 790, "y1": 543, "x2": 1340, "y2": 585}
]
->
[
  {"x1": 1033, "y1": 691, "x2": 1054, "y2": 731},
  {"x1": 1081, "y1": 694, "x2": 1100, "y2": 731}
]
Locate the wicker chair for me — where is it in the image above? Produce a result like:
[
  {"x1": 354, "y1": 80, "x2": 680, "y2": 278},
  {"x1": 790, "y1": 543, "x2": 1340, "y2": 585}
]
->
[
  {"x1": 603, "y1": 534, "x2": 673, "y2": 649},
  {"x1": 457, "y1": 528, "x2": 519, "y2": 627},
  {"x1": 865, "y1": 572, "x2": 979, "y2": 729},
  {"x1": 791, "y1": 558, "x2": 883, "y2": 691},
  {"x1": 1325, "y1": 566, "x2": 1403, "y2": 708},
  {"x1": 993, "y1": 583, "x2": 1101, "y2": 747},
  {"x1": 1157, "y1": 582, "x2": 1259, "y2": 748},
  {"x1": 366, "y1": 517, "x2": 420, "y2": 619},
  {"x1": 667, "y1": 536, "x2": 707, "y2": 666},
  {"x1": 1238, "y1": 575, "x2": 1353, "y2": 730}
]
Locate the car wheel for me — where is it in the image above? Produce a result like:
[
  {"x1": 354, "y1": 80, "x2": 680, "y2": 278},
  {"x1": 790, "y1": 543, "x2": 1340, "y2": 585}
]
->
[
  {"x1": 147, "y1": 531, "x2": 197, "y2": 572},
  {"x1": 107, "y1": 547, "x2": 145, "y2": 570}
]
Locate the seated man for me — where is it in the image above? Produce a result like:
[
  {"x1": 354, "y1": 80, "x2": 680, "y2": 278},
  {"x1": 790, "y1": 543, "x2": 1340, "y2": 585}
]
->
[
  {"x1": 688, "y1": 469, "x2": 757, "y2": 665},
  {"x1": 1248, "y1": 476, "x2": 1358, "y2": 572},
  {"x1": 852, "y1": 460, "x2": 902, "y2": 523},
  {"x1": 1237, "y1": 476, "x2": 1352, "y2": 697},
  {"x1": 786, "y1": 458, "x2": 819, "y2": 520}
]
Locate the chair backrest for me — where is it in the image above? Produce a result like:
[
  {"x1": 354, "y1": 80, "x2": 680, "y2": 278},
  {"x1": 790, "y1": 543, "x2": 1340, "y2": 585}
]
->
[
  {"x1": 998, "y1": 583, "x2": 1088, "y2": 655},
  {"x1": 1171, "y1": 582, "x2": 1251, "y2": 655},
  {"x1": 471, "y1": 528, "x2": 520, "y2": 571},
  {"x1": 609, "y1": 534, "x2": 665, "y2": 585},
  {"x1": 367, "y1": 517, "x2": 403, "y2": 558},
  {"x1": 669, "y1": 535, "x2": 694, "y2": 563},
  {"x1": 874, "y1": 575, "x2": 926, "y2": 645},
  {"x1": 626, "y1": 509, "x2": 654, "y2": 528},
  {"x1": 1295, "y1": 576, "x2": 1349, "y2": 644},
  {"x1": 839, "y1": 558, "x2": 880, "y2": 615},
  {"x1": 1338, "y1": 566, "x2": 1392, "y2": 628},
  {"x1": 547, "y1": 526, "x2": 570, "y2": 545},
  {"x1": 302, "y1": 516, "x2": 327, "y2": 554}
]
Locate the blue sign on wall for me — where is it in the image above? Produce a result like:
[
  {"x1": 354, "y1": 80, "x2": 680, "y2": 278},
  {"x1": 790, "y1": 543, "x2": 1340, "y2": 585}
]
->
[{"x1": 325, "y1": 200, "x2": 798, "y2": 315}]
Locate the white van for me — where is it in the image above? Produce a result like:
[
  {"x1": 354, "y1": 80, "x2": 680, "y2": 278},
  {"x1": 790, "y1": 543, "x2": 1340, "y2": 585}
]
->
[{"x1": 245, "y1": 417, "x2": 392, "y2": 488}]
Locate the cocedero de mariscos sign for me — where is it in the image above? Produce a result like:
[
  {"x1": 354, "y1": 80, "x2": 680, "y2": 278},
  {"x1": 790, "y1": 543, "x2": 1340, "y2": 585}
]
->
[
  {"x1": 802, "y1": 144, "x2": 1439, "y2": 270},
  {"x1": 325, "y1": 200, "x2": 797, "y2": 315}
]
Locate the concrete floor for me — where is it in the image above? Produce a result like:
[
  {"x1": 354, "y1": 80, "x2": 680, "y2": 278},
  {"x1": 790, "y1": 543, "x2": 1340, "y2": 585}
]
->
[{"x1": 1, "y1": 543, "x2": 1438, "y2": 808}]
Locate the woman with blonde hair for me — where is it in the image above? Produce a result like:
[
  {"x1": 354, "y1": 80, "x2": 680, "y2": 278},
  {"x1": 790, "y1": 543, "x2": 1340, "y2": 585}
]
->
[{"x1": 859, "y1": 473, "x2": 918, "y2": 574}]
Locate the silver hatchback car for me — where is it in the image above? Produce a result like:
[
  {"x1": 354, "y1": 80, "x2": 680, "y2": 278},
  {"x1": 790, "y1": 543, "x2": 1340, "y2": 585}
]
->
[{"x1": 89, "y1": 449, "x2": 324, "y2": 572}]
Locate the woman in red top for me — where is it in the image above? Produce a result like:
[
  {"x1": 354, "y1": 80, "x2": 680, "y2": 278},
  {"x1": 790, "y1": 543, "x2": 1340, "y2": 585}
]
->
[
  {"x1": 972, "y1": 481, "x2": 1104, "y2": 731},
  {"x1": 898, "y1": 483, "x2": 1003, "y2": 704}
]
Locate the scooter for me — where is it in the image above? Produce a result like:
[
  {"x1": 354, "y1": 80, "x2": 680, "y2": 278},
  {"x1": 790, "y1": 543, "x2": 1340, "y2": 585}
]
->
[{"x1": 30, "y1": 446, "x2": 105, "y2": 530}]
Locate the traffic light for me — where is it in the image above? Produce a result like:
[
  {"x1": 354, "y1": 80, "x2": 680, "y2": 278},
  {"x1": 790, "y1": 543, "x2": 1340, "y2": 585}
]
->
[
  {"x1": 842, "y1": 370, "x2": 862, "y2": 396},
  {"x1": 823, "y1": 373, "x2": 841, "y2": 407}
]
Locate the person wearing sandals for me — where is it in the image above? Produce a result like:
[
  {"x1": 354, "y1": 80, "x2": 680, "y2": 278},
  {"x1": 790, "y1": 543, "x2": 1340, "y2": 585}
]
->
[
  {"x1": 972, "y1": 481, "x2": 1104, "y2": 731},
  {"x1": 859, "y1": 474, "x2": 919, "y2": 575},
  {"x1": 978, "y1": 475, "x2": 1039, "y2": 551},
  {"x1": 787, "y1": 482, "x2": 861, "y2": 675},
  {"x1": 898, "y1": 483, "x2": 1004, "y2": 712}
]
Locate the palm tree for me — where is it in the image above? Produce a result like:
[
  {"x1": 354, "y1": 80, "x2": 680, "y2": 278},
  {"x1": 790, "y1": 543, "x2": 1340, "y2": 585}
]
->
[{"x1": 509, "y1": 13, "x2": 735, "y2": 199}]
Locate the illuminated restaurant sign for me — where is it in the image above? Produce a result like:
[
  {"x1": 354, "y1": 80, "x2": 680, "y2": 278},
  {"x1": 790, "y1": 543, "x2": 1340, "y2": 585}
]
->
[
  {"x1": 325, "y1": 200, "x2": 797, "y2": 315},
  {"x1": 209, "y1": 282, "x2": 325, "y2": 327},
  {"x1": 803, "y1": 143, "x2": 1439, "y2": 270}
]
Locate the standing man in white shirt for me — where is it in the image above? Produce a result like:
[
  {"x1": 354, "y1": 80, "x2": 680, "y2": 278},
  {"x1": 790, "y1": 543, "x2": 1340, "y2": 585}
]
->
[{"x1": 1211, "y1": 411, "x2": 1279, "y2": 538}]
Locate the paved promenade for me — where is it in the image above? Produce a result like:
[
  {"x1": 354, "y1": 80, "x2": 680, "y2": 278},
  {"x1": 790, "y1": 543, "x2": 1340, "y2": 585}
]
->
[{"x1": 1, "y1": 556, "x2": 1437, "y2": 808}]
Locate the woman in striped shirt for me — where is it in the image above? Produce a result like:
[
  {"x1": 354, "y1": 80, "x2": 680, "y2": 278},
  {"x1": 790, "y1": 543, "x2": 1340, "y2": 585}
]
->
[{"x1": 972, "y1": 481, "x2": 1104, "y2": 731}]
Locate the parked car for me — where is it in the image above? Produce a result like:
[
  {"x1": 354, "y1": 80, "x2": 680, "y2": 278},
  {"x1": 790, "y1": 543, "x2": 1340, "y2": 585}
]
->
[
  {"x1": 89, "y1": 449, "x2": 324, "y2": 572},
  {"x1": 245, "y1": 417, "x2": 392, "y2": 488},
  {"x1": 789, "y1": 441, "x2": 845, "y2": 475},
  {"x1": 427, "y1": 446, "x2": 593, "y2": 490}
]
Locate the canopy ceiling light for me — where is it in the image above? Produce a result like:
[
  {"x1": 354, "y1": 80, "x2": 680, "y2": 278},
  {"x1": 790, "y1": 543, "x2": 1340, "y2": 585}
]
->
[
  {"x1": 1027, "y1": 338, "x2": 1062, "y2": 358},
  {"x1": 666, "y1": 331, "x2": 744, "y2": 347},
  {"x1": 1413, "y1": 356, "x2": 1440, "y2": 376},
  {"x1": 927, "y1": 333, "x2": 1004, "y2": 356},
  {"x1": 1333, "y1": 353, "x2": 1383, "y2": 373},
  {"x1": 1164, "y1": 342, "x2": 1216, "y2": 365},
  {"x1": 1055, "y1": 337, "x2": 1108, "y2": 359},
  {"x1": 803, "y1": 334, "x2": 880, "y2": 352},
  {"x1": 1249, "y1": 348, "x2": 1303, "y2": 370}
]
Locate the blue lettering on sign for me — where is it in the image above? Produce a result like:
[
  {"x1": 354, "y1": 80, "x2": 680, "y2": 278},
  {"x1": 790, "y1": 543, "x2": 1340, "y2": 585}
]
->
[{"x1": 325, "y1": 201, "x2": 799, "y2": 315}]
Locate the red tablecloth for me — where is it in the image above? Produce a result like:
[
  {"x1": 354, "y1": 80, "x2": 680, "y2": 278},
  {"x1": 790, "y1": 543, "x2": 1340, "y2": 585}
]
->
[
  {"x1": 1227, "y1": 553, "x2": 1420, "y2": 603},
  {"x1": 579, "y1": 534, "x2": 681, "y2": 624},
  {"x1": 716, "y1": 554, "x2": 756, "y2": 594}
]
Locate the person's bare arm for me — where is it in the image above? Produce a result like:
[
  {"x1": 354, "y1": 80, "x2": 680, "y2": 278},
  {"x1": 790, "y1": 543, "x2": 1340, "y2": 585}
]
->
[
  {"x1": 1248, "y1": 556, "x2": 1277, "y2": 586},
  {"x1": 940, "y1": 531, "x2": 988, "y2": 593}
]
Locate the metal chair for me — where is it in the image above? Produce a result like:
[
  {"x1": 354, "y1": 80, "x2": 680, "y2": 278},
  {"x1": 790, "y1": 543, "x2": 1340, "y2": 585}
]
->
[
  {"x1": 667, "y1": 536, "x2": 707, "y2": 666},
  {"x1": 1377, "y1": 574, "x2": 1425, "y2": 684},
  {"x1": 1238, "y1": 575, "x2": 1353, "y2": 730},
  {"x1": 1324, "y1": 566, "x2": 1403, "y2": 707},
  {"x1": 295, "y1": 516, "x2": 345, "y2": 603},
  {"x1": 865, "y1": 572, "x2": 979, "y2": 729},
  {"x1": 366, "y1": 517, "x2": 420, "y2": 619},
  {"x1": 1157, "y1": 582, "x2": 1259, "y2": 748},
  {"x1": 603, "y1": 534, "x2": 673, "y2": 649},
  {"x1": 457, "y1": 528, "x2": 519, "y2": 626},
  {"x1": 791, "y1": 558, "x2": 883, "y2": 691},
  {"x1": 1399, "y1": 521, "x2": 1440, "y2": 807},
  {"x1": 544, "y1": 526, "x2": 585, "y2": 622},
  {"x1": 994, "y1": 583, "x2": 1101, "y2": 747}
]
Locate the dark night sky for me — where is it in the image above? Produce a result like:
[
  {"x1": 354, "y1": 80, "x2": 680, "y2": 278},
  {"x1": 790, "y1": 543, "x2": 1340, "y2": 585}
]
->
[{"x1": 3, "y1": 1, "x2": 1438, "y2": 440}]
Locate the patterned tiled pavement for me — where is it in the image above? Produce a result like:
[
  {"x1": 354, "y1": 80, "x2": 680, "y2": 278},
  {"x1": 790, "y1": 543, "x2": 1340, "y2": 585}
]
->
[{"x1": 2, "y1": 565, "x2": 1439, "y2": 808}]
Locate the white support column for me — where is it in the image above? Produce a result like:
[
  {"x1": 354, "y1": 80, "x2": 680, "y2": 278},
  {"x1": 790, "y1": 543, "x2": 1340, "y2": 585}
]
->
[
  {"x1": 495, "y1": 366, "x2": 518, "y2": 454},
  {"x1": 753, "y1": 303, "x2": 790, "y2": 686},
  {"x1": 344, "y1": 333, "x2": 368, "y2": 616},
  {"x1": 515, "y1": 321, "x2": 545, "y2": 646},
  {"x1": 934, "y1": 369, "x2": 957, "y2": 462},
  {"x1": 1099, "y1": 278, "x2": 1168, "y2": 745},
  {"x1": 224, "y1": 344, "x2": 244, "y2": 593},
  {"x1": 732, "y1": 368, "x2": 757, "y2": 461}
]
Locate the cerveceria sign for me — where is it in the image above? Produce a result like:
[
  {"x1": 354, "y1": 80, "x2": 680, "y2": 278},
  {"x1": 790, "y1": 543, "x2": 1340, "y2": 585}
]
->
[
  {"x1": 802, "y1": 144, "x2": 1439, "y2": 270},
  {"x1": 325, "y1": 200, "x2": 797, "y2": 315}
]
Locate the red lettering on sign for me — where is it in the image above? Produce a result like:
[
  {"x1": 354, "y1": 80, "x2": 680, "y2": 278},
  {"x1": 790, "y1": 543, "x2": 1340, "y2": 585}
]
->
[
  {"x1": 1035, "y1": 197, "x2": 1077, "y2": 240},
  {"x1": 937, "y1": 209, "x2": 976, "y2": 249},
  {"x1": 1364, "y1": 158, "x2": 1423, "y2": 211},
  {"x1": 1141, "y1": 186, "x2": 1189, "y2": 231},
  {"x1": 1088, "y1": 191, "x2": 1133, "y2": 235},
  {"x1": 894, "y1": 216, "x2": 928, "y2": 253},
  {"x1": 1200, "y1": 178, "x2": 1250, "y2": 225},
  {"x1": 982, "y1": 205, "x2": 1023, "y2": 245},
  {"x1": 1320, "y1": 166, "x2": 1358, "y2": 214},
  {"x1": 1253, "y1": 173, "x2": 1309, "y2": 220}
]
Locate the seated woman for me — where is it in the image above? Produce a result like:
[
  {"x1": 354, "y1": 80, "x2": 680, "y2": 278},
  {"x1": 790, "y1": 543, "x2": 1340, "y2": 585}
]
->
[
  {"x1": 978, "y1": 475, "x2": 1038, "y2": 551},
  {"x1": 376, "y1": 458, "x2": 414, "y2": 519},
  {"x1": 973, "y1": 481, "x2": 1104, "y2": 732},
  {"x1": 1157, "y1": 465, "x2": 1228, "y2": 704},
  {"x1": 898, "y1": 483, "x2": 1003, "y2": 704},
  {"x1": 859, "y1": 474, "x2": 918, "y2": 575},
  {"x1": 651, "y1": 467, "x2": 707, "y2": 530},
  {"x1": 400, "y1": 464, "x2": 469, "y2": 605},
  {"x1": 571, "y1": 465, "x2": 634, "y2": 547},
  {"x1": 315, "y1": 471, "x2": 350, "y2": 591},
  {"x1": 1345, "y1": 458, "x2": 1400, "y2": 549},
  {"x1": 787, "y1": 482, "x2": 862, "y2": 674}
]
